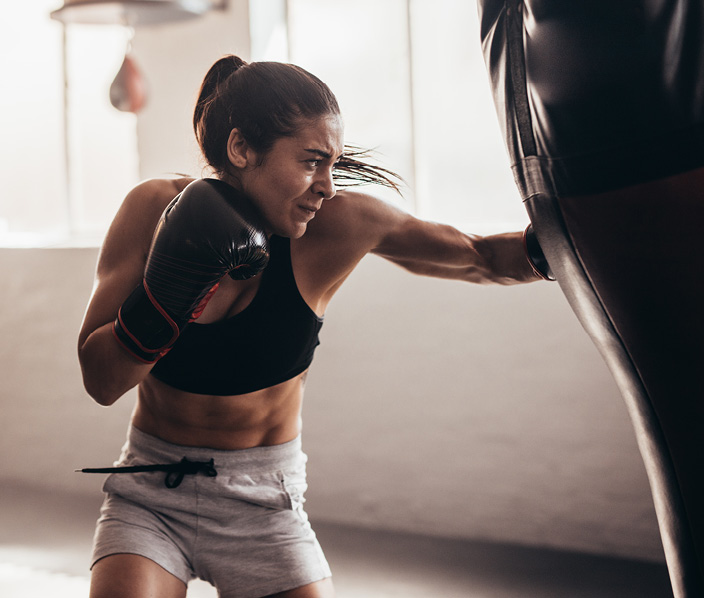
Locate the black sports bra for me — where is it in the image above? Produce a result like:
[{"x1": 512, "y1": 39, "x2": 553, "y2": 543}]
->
[{"x1": 149, "y1": 235, "x2": 323, "y2": 395}]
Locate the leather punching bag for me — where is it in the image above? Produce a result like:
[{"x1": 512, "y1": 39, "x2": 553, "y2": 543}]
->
[
  {"x1": 478, "y1": 2, "x2": 704, "y2": 597},
  {"x1": 109, "y1": 53, "x2": 147, "y2": 113}
]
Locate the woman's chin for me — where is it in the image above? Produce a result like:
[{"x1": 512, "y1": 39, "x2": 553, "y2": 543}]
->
[{"x1": 271, "y1": 221, "x2": 308, "y2": 239}]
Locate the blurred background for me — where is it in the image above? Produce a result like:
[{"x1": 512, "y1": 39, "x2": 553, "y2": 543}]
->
[{"x1": 0, "y1": 1, "x2": 671, "y2": 596}]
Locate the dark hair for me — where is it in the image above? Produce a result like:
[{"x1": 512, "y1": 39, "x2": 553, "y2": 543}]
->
[{"x1": 193, "y1": 55, "x2": 403, "y2": 193}]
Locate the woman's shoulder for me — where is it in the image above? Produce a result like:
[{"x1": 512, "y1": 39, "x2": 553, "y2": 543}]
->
[
  {"x1": 308, "y1": 189, "x2": 389, "y2": 230},
  {"x1": 124, "y1": 176, "x2": 194, "y2": 211},
  {"x1": 116, "y1": 176, "x2": 193, "y2": 230},
  {"x1": 290, "y1": 189, "x2": 410, "y2": 308},
  {"x1": 100, "y1": 177, "x2": 195, "y2": 264},
  {"x1": 306, "y1": 188, "x2": 410, "y2": 245}
]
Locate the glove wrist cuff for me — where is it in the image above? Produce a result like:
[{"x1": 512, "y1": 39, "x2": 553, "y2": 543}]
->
[
  {"x1": 523, "y1": 224, "x2": 555, "y2": 281},
  {"x1": 112, "y1": 281, "x2": 181, "y2": 363}
]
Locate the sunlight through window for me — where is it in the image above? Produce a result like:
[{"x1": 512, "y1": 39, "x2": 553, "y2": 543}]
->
[
  {"x1": 288, "y1": 0, "x2": 528, "y2": 232},
  {"x1": 0, "y1": 1, "x2": 139, "y2": 246}
]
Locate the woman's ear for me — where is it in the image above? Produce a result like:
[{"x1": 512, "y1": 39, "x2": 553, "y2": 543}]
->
[{"x1": 226, "y1": 128, "x2": 253, "y2": 169}]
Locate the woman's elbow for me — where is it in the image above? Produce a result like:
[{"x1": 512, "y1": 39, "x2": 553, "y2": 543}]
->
[
  {"x1": 80, "y1": 368, "x2": 122, "y2": 406},
  {"x1": 78, "y1": 345, "x2": 127, "y2": 407},
  {"x1": 85, "y1": 384, "x2": 120, "y2": 407}
]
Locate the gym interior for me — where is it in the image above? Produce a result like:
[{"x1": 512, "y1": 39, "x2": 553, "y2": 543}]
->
[{"x1": 1, "y1": 1, "x2": 674, "y2": 596}]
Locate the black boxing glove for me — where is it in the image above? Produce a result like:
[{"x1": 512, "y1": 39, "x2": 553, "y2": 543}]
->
[
  {"x1": 113, "y1": 178, "x2": 270, "y2": 363},
  {"x1": 523, "y1": 223, "x2": 555, "y2": 281}
]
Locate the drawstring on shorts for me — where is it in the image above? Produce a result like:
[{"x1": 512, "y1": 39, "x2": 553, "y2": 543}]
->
[{"x1": 77, "y1": 457, "x2": 218, "y2": 488}]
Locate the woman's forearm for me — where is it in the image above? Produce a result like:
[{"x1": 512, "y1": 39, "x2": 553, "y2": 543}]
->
[
  {"x1": 381, "y1": 224, "x2": 542, "y2": 285},
  {"x1": 78, "y1": 323, "x2": 153, "y2": 406},
  {"x1": 473, "y1": 231, "x2": 544, "y2": 284}
]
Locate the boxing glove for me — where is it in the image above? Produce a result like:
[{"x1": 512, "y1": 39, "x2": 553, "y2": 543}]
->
[
  {"x1": 113, "y1": 178, "x2": 270, "y2": 363},
  {"x1": 523, "y1": 223, "x2": 555, "y2": 281}
]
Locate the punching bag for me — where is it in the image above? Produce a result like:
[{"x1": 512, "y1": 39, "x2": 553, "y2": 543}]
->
[
  {"x1": 109, "y1": 53, "x2": 147, "y2": 113},
  {"x1": 478, "y1": 2, "x2": 704, "y2": 597}
]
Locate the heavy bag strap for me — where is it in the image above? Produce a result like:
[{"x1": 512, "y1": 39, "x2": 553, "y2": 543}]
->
[{"x1": 505, "y1": 0, "x2": 536, "y2": 159}]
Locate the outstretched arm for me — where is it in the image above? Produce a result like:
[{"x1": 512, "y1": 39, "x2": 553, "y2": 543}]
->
[
  {"x1": 373, "y1": 213, "x2": 542, "y2": 285},
  {"x1": 317, "y1": 190, "x2": 545, "y2": 285}
]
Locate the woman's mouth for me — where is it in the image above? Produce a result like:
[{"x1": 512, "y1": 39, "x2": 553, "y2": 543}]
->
[{"x1": 298, "y1": 204, "x2": 319, "y2": 219}]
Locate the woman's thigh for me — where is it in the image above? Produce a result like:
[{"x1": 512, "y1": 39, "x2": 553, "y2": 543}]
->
[
  {"x1": 90, "y1": 554, "x2": 188, "y2": 598},
  {"x1": 264, "y1": 577, "x2": 335, "y2": 598}
]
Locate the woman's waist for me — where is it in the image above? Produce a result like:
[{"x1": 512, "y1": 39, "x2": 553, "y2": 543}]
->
[
  {"x1": 133, "y1": 374, "x2": 304, "y2": 450},
  {"x1": 118, "y1": 424, "x2": 305, "y2": 471}
]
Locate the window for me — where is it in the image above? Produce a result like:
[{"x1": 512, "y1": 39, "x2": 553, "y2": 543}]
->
[
  {"x1": 4, "y1": 2, "x2": 527, "y2": 246},
  {"x1": 0, "y1": 1, "x2": 139, "y2": 246},
  {"x1": 64, "y1": 25, "x2": 141, "y2": 243},
  {"x1": 287, "y1": 0, "x2": 527, "y2": 232}
]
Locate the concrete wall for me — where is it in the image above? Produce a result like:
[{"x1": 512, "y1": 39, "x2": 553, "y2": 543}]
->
[{"x1": 0, "y1": 247, "x2": 663, "y2": 562}]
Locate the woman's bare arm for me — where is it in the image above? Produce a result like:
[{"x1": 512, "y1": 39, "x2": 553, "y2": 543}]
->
[
  {"x1": 77, "y1": 178, "x2": 190, "y2": 405},
  {"x1": 374, "y1": 215, "x2": 538, "y2": 284},
  {"x1": 314, "y1": 190, "x2": 541, "y2": 285}
]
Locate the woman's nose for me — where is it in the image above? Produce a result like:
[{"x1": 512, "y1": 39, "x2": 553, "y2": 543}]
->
[{"x1": 314, "y1": 169, "x2": 336, "y2": 200}]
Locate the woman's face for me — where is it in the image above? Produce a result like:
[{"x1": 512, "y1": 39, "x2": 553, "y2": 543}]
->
[{"x1": 235, "y1": 114, "x2": 344, "y2": 239}]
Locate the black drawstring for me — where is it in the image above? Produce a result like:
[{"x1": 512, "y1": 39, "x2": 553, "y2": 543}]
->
[{"x1": 77, "y1": 457, "x2": 218, "y2": 488}]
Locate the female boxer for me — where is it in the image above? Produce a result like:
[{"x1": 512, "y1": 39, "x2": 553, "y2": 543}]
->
[{"x1": 77, "y1": 55, "x2": 550, "y2": 598}]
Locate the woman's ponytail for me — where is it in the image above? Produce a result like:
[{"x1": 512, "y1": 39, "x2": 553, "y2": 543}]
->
[{"x1": 193, "y1": 55, "x2": 248, "y2": 172}]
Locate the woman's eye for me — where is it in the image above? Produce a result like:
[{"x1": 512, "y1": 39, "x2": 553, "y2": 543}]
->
[{"x1": 307, "y1": 159, "x2": 321, "y2": 167}]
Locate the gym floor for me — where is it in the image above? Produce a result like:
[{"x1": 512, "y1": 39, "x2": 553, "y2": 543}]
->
[{"x1": 0, "y1": 481, "x2": 673, "y2": 598}]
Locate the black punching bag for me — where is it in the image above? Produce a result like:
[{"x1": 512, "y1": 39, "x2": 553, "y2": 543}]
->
[{"x1": 478, "y1": 2, "x2": 704, "y2": 597}]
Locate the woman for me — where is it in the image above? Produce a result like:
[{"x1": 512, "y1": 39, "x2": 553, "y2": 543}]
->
[{"x1": 78, "y1": 55, "x2": 549, "y2": 598}]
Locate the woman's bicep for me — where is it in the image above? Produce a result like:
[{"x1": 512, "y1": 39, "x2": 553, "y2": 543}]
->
[
  {"x1": 319, "y1": 192, "x2": 483, "y2": 278},
  {"x1": 76, "y1": 184, "x2": 173, "y2": 403},
  {"x1": 372, "y1": 210, "x2": 482, "y2": 269},
  {"x1": 78, "y1": 257, "x2": 143, "y2": 351},
  {"x1": 78, "y1": 186, "x2": 160, "y2": 348},
  {"x1": 79, "y1": 178, "x2": 186, "y2": 334}
]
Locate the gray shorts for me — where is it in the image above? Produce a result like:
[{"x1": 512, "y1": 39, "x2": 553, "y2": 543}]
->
[{"x1": 91, "y1": 426, "x2": 331, "y2": 598}]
